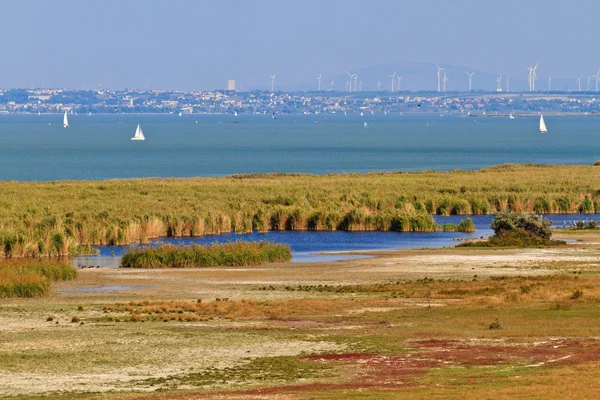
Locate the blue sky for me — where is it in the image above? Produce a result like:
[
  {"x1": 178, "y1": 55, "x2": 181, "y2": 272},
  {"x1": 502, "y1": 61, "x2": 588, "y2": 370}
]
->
[{"x1": 1, "y1": 0, "x2": 599, "y2": 90}]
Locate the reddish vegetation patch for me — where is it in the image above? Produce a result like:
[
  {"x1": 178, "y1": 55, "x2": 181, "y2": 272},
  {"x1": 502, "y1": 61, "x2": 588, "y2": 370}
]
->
[
  {"x1": 131, "y1": 338, "x2": 600, "y2": 399},
  {"x1": 413, "y1": 338, "x2": 600, "y2": 367}
]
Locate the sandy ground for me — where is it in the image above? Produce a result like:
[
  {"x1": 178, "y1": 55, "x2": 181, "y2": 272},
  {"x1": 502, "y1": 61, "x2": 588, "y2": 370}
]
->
[{"x1": 50, "y1": 233, "x2": 600, "y2": 302}]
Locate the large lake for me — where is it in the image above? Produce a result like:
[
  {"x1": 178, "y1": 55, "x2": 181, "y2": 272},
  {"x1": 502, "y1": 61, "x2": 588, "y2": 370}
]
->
[{"x1": 1, "y1": 113, "x2": 599, "y2": 181}]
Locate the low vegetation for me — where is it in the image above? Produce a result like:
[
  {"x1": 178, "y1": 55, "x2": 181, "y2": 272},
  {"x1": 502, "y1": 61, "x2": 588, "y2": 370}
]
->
[
  {"x1": 459, "y1": 210, "x2": 566, "y2": 248},
  {"x1": 1, "y1": 164, "x2": 599, "y2": 256},
  {"x1": 0, "y1": 259, "x2": 76, "y2": 297},
  {"x1": 120, "y1": 241, "x2": 292, "y2": 268}
]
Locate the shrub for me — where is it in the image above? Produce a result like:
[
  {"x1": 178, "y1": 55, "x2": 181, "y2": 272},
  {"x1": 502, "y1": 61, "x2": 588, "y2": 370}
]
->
[
  {"x1": 489, "y1": 318, "x2": 502, "y2": 330},
  {"x1": 490, "y1": 210, "x2": 552, "y2": 240},
  {"x1": 459, "y1": 211, "x2": 563, "y2": 248},
  {"x1": 570, "y1": 289, "x2": 583, "y2": 300}
]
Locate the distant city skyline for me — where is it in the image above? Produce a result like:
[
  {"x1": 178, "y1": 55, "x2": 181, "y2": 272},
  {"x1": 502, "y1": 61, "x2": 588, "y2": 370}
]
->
[{"x1": 1, "y1": 0, "x2": 600, "y2": 91}]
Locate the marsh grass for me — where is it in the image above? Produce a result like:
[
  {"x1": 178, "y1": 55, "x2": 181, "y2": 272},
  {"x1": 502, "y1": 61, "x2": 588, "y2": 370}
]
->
[
  {"x1": 103, "y1": 298, "x2": 358, "y2": 322},
  {"x1": 0, "y1": 260, "x2": 76, "y2": 297},
  {"x1": 2, "y1": 164, "x2": 599, "y2": 256},
  {"x1": 121, "y1": 241, "x2": 292, "y2": 268}
]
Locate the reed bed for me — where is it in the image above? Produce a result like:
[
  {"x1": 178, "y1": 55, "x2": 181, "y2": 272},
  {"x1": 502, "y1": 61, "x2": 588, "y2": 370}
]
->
[
  {"x1": 0, "y1": 260, "x2": 76, "y2": 297},
  {"x1": 1, "y1": 164, "x2": 600, "y2": 256},
  {"x1": 121, "y1": 241, "x2": 292, "y2": 268}
]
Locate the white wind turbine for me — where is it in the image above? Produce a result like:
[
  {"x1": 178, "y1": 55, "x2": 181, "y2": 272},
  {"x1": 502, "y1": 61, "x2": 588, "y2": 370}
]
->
[
  {"x1": 548, "y1": 78, "x2": 552, "y2": 91},
  {"x1": 532, "y1": 64, "x2": 539, "y2": 91},
  {"x1": 496, "y1": 74, "x2": 502, "y2": 92},
  {"x1": 465, "y1": 71, "x2": 474, "y2": 91},
  {"x1": 316, "y1": 73, "x2": 322, "y2": 91},
  {"x1": 436, "y1": 64, "x2": 444, "y2": 92},
  {"x1": 397, "y1": 76, "x2": 402, "y2": 91},
  {"x1": 353, "y1": 74, "x2": 358, "y2": 92},
  {"x1": 576, "y1": 75, "x2": 581, "y2": 91},
  {"x1": 377, "y1": 79, "x2": 381, "y2": 91},
  {"x1": 443, "y1": 71, "x2": 448, "y2": 92},
  {"x1": 596, "y1": 68, "x2": 600, "y2": 92},
  {"x1": 346, "y1": 71, "x2": 353, "y2": 92},
  {"x1": 270, "y1": 73, "x2": 276, "y2": 92},
  {"x1": 527, "y1": 64, "x2": 539, "y2": 91},
  {"x1": 388, "y1": 71, "x2": 396, "y2": 92}
]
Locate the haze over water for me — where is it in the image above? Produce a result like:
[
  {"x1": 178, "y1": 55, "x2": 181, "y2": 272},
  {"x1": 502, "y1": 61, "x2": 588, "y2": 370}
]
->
[{"x1": 1, "y1": 113, "x2": 599, "y2": 181}]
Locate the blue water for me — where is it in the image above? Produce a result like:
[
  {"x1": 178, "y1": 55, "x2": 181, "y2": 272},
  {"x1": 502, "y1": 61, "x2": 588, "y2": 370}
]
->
[
  {"x1": 2, "y1": 114, "x2": 600, "y2": 181},
  {"x1": 72, "y1": 214, "x2": 598, "y2": 267}
]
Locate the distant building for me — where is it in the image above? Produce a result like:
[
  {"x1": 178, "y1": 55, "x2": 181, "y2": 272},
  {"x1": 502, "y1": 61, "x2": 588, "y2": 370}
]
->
[{"x1": 227, "y1": 80, "x2": 236, "y2": 91}]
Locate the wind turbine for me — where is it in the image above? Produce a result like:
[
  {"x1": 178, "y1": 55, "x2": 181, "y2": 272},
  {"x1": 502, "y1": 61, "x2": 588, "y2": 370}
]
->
[
  {"x1": 330, "y1": 78, "x2": 335, "y2": 90},
  {"x1": 526, "y1": 64, "x2": 538, "y2": 91},
  {"x1": 270, "y1": 73, "x2": 276, "y2": 92},
  {"x1": 532, "y1": 64, "x2": 539, "y2": 91},
  {"x1": 576, "y1": 75, "x2": 581, "y2": 92},
  {"x1": 397, "y1": 76, "x2": 402, "y2": 91},
  {"x1": 388, "y1": 71, "x2": 396, "y2": 92},
  {"x1": 548, "y1": 78, "x2": 552, "y2": 91},
  {"x1": 346, "y1": 72, "x2": 353, "y2": 92},
  {"x1": 443, "y1": 71, "x2": 448, "y2": 92},
  {"x1": 496, "y1": 74, "x2": 502, "y2": 92},
  {"x1": 316, "y1": 73, "x2": 322, "y2": 91},
  {"x1": 596, "y1": 68, "x2": 600, "y2": 92},
  {"x1": 377, "y1": 79, "x2": 381, "y2": 91},
  {"x1": 588, "y1": 76, "x2": 592, "y2": 91},
  {"x1": 465, "y1": 71, "x2": 474, "y2": 91},
  {"x1": 436, "y1": 64, "x2": 444, "y2": 92},
  {"x1": 353, "y1": 74, "x2": 358, "y2": 92}
]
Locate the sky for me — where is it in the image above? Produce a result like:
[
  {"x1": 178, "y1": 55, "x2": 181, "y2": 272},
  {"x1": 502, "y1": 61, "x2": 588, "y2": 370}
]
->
[{"x1": 1, "y1": 0, "x2": 599, "y2": 91}]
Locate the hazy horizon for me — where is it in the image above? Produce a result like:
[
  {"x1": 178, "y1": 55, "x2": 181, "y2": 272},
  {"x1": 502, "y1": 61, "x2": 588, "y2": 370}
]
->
[{"x1": 2, "y1": 0, "x2": 599, "y2": 91}]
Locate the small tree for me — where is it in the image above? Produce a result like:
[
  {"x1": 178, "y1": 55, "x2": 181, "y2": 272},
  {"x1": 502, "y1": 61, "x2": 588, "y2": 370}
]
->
[{"x1": 490, "y1": 210, "x2": 552, "y2": 240}]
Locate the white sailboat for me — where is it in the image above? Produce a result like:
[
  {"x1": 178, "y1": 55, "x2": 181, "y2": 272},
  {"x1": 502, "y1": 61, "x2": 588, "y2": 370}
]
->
[
  {"x1": 131, "y1": 124, "x2": 145, "y2": 141},
  {"x1": 509, "y1": 112, "x2": 515, "y2": 120},
  {"x1": 178, "y1": 111, "x2": 182, "y2": 117},
  {"x1": 539, "y1": 115, "x2": 547, "y2": 133},
  {"x1": 363, "y1": 121, "x2": 369, "y2": 128},
  {"x1": 63, "y1": 111, "x2": 69, "y2": 128}
]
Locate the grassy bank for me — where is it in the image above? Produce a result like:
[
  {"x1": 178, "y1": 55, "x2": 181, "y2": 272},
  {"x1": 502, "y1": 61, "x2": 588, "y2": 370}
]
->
[
  {"x1": 1, "y1": 163, "x2": 600, "y2": 255},
  {"x1": 121, "y1": 241, "x2": 292, "y2": 268},
  {"x1": 0, "y1": 260, "x2": 76, "y2": 297}
]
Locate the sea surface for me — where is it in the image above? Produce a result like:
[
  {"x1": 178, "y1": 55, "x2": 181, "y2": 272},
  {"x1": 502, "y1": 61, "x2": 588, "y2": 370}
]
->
[
  {"x1": 1, "y1": 113, "x2": 599, "y2": 181},
  {"x1": 73, "y1": 214, "x2": 594, "y2": 267}
]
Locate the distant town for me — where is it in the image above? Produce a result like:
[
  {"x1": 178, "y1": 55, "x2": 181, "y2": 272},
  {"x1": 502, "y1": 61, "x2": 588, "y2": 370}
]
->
[{"x1": 1, "y1": 87, "x2": 600, "y2": 116}]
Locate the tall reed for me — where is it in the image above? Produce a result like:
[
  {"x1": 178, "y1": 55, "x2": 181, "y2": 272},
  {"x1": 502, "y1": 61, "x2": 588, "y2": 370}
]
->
[
  {"x1": 121, "y1": 241, "x2": 292, "y2": 269},
  {"x1": 0, "y1": 260, "x2": 76, "y2": 298},
  {"x1": 1, "y1": 164, "x2": 599, "y2": 256}
]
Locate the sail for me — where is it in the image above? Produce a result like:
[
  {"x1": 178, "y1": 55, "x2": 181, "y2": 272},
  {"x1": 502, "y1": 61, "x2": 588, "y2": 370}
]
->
[
  {"x1": 131, "y1": 124, "x2": 145, "y2": 140},
  {"x1": 63, "y1": 111, "x2": 69, "y2": 128},
  {"x1": 539, "y1": 115, "x2": 547, "y2": 133}
]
